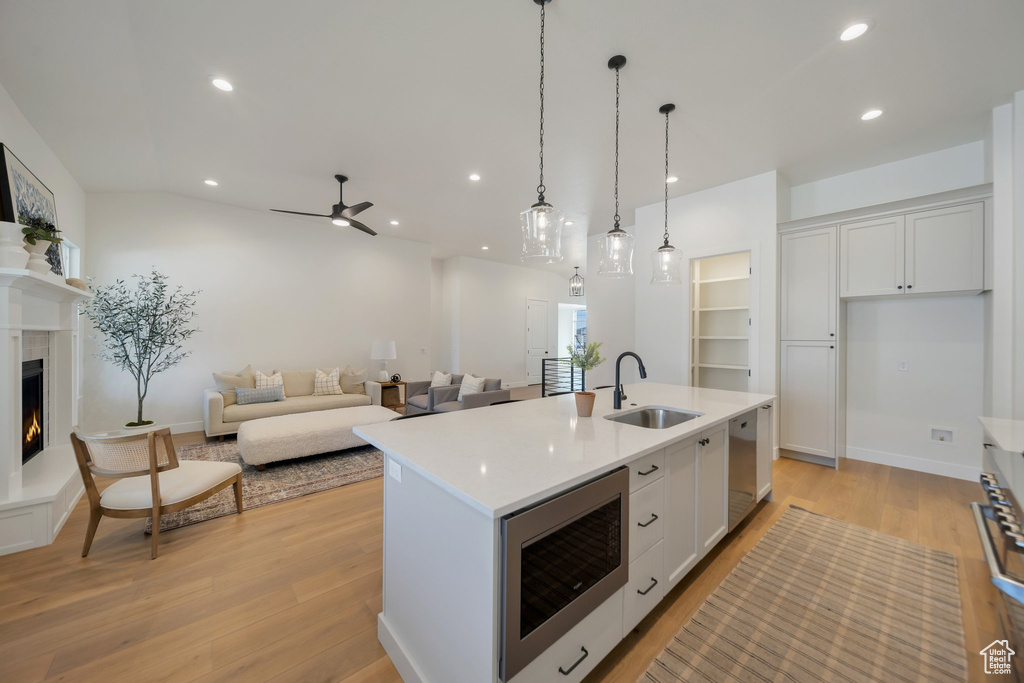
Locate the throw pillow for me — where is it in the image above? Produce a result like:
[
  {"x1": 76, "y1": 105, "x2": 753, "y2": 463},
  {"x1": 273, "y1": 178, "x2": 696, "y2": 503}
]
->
[
  {"x1": 314, "y1": 367, "x2": 344, "y2": 396},
  {"x1": 236, "y1": 385, "x2": 285, "y2": 405},
  {"x1": 431, "y1": 371, "x2": 452, "y2": 387},
  {"x1": 458, "y1": 374, "x2": 486, "y2": 400},
  {"x1": 254, "y1": 369, "x2": 283, "y2": 389},
  {"x1": 213, "y1": 365, "x2": 255, "y2": 407},
  {"x1": 341, "y1": 366, "x2": 368, "y2": 394}
]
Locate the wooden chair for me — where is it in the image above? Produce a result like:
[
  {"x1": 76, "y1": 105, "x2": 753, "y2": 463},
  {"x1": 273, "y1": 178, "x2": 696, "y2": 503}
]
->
[{"x1": 71, "y1": 428, "x2": 243, "y2": 559}]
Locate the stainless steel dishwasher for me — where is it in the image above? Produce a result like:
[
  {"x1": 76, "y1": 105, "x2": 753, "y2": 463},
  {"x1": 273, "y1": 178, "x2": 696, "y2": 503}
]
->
[{"x1": 728, "y1": 409, "x2": 758, "y2": 531}]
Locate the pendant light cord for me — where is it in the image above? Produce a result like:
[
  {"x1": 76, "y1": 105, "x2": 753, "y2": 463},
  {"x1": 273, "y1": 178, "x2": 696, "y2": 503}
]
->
[
  {"x1": 613, "y1": 65, "x2": 621, "y2": 229},
  {"x1": 663, "y1": 109, "x2": 670, "y2": 246},
  {"x1": 537, "y1": 2, "x2": 546, "y2": 203}
]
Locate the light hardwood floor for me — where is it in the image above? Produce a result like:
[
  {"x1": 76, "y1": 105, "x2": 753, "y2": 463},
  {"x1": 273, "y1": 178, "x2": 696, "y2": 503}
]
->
[{"x1": 0, "y1": 443, "x2": 995, "y2": 682}]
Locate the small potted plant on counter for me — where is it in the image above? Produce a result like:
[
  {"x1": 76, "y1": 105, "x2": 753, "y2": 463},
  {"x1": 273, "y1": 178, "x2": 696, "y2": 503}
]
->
[
  {"x1": 567, "y1": 341, "x2": 605, "y2": 417},
  {"x1": 19, "y1": 215, "x2": 62, "y2": 278}
]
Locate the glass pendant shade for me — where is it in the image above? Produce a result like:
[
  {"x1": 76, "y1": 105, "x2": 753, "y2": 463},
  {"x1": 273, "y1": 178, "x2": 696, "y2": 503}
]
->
[
  {"x1": 651, "y1": 243, "x2": 683, "y2": 285},
  {"x1": 598, "y1": 227, "x2": 635, "y2": 277},
  {"x1": 569, "y1": 266, "x2": 584, "y2": 297},
  {"x1": 521, "y1": 202, "x2": 564, "y2": 263}
]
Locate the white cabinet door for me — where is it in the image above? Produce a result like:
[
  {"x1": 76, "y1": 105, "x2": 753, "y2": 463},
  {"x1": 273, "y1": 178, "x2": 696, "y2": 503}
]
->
[
  {"x1": 780, "y1": 227, "x2": 837, "y2": 340},
  {"x1": 780, "y1": 341, "x2": 836, "y2": 460},
  {"x1": 698, "y1": 425, "x2": 728, "y2": 554},
  {"x1": 840, "y1": 215, "x2": 905, "y2": 297},
  {"x1": 756, "y1": 404, "x2": 773, "y2": 501},
  {"x1": 663, "y1": 435, "x2": 699, "y2": 588},
  {"x1": 905, "y1": 202, "x2": 984, "y2": 294}
]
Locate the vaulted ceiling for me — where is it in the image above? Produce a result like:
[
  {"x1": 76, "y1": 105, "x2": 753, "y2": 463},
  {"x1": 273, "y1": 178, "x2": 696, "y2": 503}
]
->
[{"x1": 1, "y1": 0, "x2": 1022, "y2": 274}]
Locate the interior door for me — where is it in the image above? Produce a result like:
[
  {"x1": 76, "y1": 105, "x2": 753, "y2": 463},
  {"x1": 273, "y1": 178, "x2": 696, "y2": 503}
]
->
[
  {"x1": 839, "y1": 215, "x2": 905, "y2": 297},
  {"x1": 526, "y1": 298, "x2": 549, "y2": 383},
  {"x1": 780, "y1": 227, "x2": 836, "y2": 340},
  {"x1": 904, "y1": 202, "x2": 984, "y2": 294},
  {"x1": 697, "y1": 425, "x2": 728, "y2": 554},
  {"x1": 780, "y1": 341, "x2": 836, "y2": 460}
]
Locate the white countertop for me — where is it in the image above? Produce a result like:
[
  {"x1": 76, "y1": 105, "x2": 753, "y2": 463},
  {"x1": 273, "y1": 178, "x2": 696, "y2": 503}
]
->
[
  {"x1": 355, "y1": 383, "x2": 775, "y2": 518},
  {"x1": 980, "y1": 416, "x2": 1024, "y2": 454}
]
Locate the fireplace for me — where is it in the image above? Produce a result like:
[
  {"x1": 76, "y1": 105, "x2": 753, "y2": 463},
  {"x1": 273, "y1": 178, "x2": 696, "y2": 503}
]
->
[{"x1": 22, "y1": 359, "x2": 44, "y2": 464}]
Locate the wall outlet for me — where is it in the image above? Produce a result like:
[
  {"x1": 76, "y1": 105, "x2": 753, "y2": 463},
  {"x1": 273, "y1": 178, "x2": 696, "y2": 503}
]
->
[
  {"x1": 931, "y1": 428, "x2": 954, "y2": 444},
  {"x1": 388, "y1": 459, "x2": 402, "y2": 483},
  {"x1": 897, "y1": 360, "x2": 909, "y2": 372}
]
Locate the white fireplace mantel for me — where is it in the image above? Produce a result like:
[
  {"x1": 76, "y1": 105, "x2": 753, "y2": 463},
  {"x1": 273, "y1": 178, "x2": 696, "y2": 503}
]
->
[{"x1": 0, "y1": 267, "x2": 92, "y2": 555}]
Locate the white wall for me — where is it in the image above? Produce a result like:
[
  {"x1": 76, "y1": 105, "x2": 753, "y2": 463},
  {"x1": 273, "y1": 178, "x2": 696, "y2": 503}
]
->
[
  {"x1": 846, "y1": 297, "x2": 985, "y2": 480},
  {"x1": 1013, "y1": 91, "x2": 1024, "y2": 421},
  {"x1": 633, "y1": 171, "x2": 779, "y2": 396},
  {"x1": 0, "y1": 80, "x2": 86, "y2": 257},
  {"x1": 438, "y1": 256, "x2": 582, "y2": 386},
  {"x1": 83, "y1": 192, "x2": 433, "y2": 432},
  {"x1": 788, "y1": 141, "x2": 989, "y2": 221},
  {"x1": 988, "y1": 103, "x2": 1015, "y2": 419},
  {"x1": 430, "y1": 259, "x2": 444, "y2": 373},
  {"x1": 586, "y1": 233, "x2": 636, "y2": 388}
]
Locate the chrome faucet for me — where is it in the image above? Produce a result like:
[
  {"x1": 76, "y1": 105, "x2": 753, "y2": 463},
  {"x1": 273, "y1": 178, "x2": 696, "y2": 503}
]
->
[{"x1": 614, "y1": 352, "x2": 647, "y2": 409}]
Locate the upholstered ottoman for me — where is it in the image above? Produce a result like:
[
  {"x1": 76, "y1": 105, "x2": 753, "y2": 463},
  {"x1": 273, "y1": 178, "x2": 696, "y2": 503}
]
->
[{"x1": 237, "y1": 405, "x2": 397, "y2": 469}]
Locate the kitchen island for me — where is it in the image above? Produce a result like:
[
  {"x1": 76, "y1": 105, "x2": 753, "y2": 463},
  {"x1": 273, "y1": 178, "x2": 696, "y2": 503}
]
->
[{"x1": 355, "y1": 383, "x2": 775, "y2": 683}]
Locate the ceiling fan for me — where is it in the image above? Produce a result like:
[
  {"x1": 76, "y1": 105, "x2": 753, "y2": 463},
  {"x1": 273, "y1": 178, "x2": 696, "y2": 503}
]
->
[{"x1": 270, "y1": 175, "x2": 377, "y2": 236}]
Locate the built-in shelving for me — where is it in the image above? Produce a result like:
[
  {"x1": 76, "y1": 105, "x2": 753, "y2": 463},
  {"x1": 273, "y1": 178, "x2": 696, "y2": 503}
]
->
[
  {"x1": 691, "y1": 252, "x2": 751, "y2": 392},
  {"x1": 697, "y1": 336, "x2": 748, "y2": 340},
  {"x1": 697, "y1": 363, "x2": 748, "y2": 370},
  {"x1": 697, "y1": 275, "x2": 750, "y2": 284},
  {"x1": 696, "y1": 306, "x2": 748, "y2": 312}
]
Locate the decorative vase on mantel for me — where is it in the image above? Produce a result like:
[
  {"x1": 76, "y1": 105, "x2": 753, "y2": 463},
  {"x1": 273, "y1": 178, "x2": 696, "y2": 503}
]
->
[
  {"x1": 0, "y1": 221, "x2": 30, "y2": 269},
  {"x1": 24, "y1": 237, "x2": 57, "y2": 279},
  {"x1": 574, "y1": 391, "x2": 596, "y2": 418}
]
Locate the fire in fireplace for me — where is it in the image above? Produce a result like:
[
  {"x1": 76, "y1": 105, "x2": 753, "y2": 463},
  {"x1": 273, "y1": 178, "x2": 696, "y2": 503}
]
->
[{"x1": 22, "y1": 359, "x2": 44, "y2": 464}]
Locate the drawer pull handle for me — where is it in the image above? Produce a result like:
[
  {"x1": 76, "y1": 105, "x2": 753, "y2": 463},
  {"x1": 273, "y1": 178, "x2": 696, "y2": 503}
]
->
[
  {"x1": 638, "y1": 464, "x2": 659, "y2": 476},
  {"x1": 558, "y1": 646, "x2": 588, "y2": 676},
  {"x1": 638, "y1": 513, "x2": 659, "y2": 528},
  {"x1": 637, "y1": 577, "x2": 659, "y2": 596}
]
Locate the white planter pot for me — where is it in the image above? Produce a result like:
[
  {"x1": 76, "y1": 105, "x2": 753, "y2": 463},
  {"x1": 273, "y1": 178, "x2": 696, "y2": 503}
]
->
[
  {"x1": 0, "y1": 221, "x2": 29, "y2": 269},
  {"x1": 24, "y1": 238, "x2": 57, "y2": 279}
]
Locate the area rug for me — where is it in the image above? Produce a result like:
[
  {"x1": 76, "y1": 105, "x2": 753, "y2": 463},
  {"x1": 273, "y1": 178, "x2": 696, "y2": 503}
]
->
[
  {"x1": 642, "y1": 506, "x2": 967, "y2": 683},
  {"x1": 144, "y1": 441, "x2": 383, "y2": 533}
]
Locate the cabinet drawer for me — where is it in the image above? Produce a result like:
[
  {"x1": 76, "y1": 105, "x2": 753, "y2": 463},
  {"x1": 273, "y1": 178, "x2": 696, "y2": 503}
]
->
[
  {"x1": 623, "y1": 540, "x2": 666, "y2": 636},
  {"x1": 629, "y1": 449, "x2": 664, "y2": 492},
  {"x1": 509, "y1": 588, "x2": 623, "y2": 683},
  {"x1": 629, "y1": 477, "x2": 664, "y2": 562}
]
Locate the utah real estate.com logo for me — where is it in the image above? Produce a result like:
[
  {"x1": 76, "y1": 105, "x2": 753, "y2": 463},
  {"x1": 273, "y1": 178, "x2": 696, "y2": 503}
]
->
[{"x1": 981, "y1": 640, "x2": 1015, "y2": 675}]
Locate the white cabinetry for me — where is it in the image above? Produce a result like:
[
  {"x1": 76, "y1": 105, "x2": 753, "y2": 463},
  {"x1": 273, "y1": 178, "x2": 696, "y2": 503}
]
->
[
  {"x1": 781, "y1": 227, "x2": 837, "y2": 341},
  {"x1": 839, "y1": 202, "x2": 984, "y2": 298},
  {"x1": 697, "y1": 425, "x2": 728, "y2": 554},
  {"x1": 780, "y1": 341, "x2": 836, "y2": 460},
  {"x1": 756, "y1": 404, "x2": 773, "y2": 500},
  {"x1": 664, "y1": 436, "x2": 698, "y2": 587}
]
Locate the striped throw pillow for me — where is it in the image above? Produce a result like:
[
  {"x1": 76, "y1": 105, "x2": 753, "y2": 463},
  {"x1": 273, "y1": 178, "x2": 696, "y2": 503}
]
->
[
  {"x1": 254, "y1": 369, "x2": 283, "y2": 389},
  {"x1": 314, "y1": 367, "x2": 344, "y2": 396},
  {"x1": 236, "y1": 385, "x2": 285, "y2": 405}
]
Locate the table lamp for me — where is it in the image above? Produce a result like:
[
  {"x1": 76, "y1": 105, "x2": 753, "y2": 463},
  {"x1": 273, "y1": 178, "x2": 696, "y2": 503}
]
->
[{"x1": 371, "y1": 341, "x2": 397, "y2": 382}]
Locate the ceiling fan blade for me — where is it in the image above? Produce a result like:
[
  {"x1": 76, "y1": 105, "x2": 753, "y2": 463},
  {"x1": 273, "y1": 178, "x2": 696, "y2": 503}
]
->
[
  {"x1": 348, "y1": 219, "x2": 377, "y2": 237},
  {"x1": 340, "y1": 201, "x2": 373, "y2": 219},
  {"x1": 269, "y1": 209, "x2": 331, "y2": 218}
]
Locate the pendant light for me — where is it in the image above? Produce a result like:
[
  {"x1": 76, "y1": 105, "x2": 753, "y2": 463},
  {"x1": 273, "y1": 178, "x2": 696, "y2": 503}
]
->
[
  {"x1": 569, "y1": 266, "x2": 584, "y2": 297},
  {"x1": 521, "y1": 0, "x2": 564, "y2": 263},
  {"x1": 598, "y1": 55, "x2": 634, "y2": 278},
  {"x1": 651, "y1": 103, "x2": 683, "y2": 285}
]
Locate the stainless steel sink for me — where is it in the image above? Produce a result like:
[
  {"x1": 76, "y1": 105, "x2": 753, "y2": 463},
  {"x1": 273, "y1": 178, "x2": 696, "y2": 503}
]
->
[{"x1": 604, "y1": 406, "x2": 703, "y2": 429}]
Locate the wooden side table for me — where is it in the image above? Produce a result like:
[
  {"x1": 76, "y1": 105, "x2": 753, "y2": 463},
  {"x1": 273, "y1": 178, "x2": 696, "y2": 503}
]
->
[{"x1": 379, "y1": 381, "x2": 407, "y2": 413}]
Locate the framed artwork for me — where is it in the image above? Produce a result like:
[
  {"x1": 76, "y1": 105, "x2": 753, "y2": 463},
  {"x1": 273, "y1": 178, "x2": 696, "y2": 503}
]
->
[{"x1": 0, "y1": 143, "x2": 59, "y2": 231}]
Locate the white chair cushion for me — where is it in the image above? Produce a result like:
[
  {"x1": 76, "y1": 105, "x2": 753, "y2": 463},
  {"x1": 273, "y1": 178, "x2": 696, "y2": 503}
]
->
[{"x1": 100, "y1": 460, "x2": 241, "y2": 511}]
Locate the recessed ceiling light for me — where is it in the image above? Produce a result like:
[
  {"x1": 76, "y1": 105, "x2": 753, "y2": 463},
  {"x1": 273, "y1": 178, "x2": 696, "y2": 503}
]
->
[
  {"x1": 565, "y1": 220, "x2": 575, "y2": 226},
  {"x1": 840, "y1": 22, "x2": 870, "y2": 41},
  {"x1": 210, "y1": 77, "x2": 234, "y2": 92},
  {"x1": 332, "y1": 218, "x2": 350, "y2": 227},
  {"x1": 469, "y1": 173, "x2": 481, "y2": 182},
  {"x1": 390, "y1": 220, "x2": 400, "y2": 226},
  {"x1": 861, "y1": 109, "x2": 884, "y2": 121},
  {"x1": 481, "y1": 246, "x2": 489, "y2": 250},
  {"x1": 203, "y1": 179, "x2": 218, "y2": 186},
  {"x1": 666, "y1": 176, "x2": 679, "y2": 183}
]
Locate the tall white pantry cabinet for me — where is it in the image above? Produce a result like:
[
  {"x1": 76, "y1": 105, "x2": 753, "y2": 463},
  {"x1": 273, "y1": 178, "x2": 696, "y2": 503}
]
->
[{"x1": 777, "y1": 186, "x2": 991, "y2": 468}]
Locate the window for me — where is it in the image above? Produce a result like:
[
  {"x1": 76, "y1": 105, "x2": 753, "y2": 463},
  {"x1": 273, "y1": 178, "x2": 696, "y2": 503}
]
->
[{"x1": 572, "y1": 309, "x2": 587, "y2": 353}]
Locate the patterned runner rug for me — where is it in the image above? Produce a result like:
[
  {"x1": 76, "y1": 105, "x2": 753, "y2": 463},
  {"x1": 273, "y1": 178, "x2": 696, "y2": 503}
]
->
[
  {"x1": 144, "y1": 441, "x2": 383, "y2": 533},
  {"x1": 642, "y1": 506, "x2": 967, "y2": 682}
]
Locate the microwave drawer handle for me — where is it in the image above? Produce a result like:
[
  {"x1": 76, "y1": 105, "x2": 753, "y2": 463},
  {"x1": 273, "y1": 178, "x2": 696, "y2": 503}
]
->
[
  {"x1": 638, "y1": 513, "x2": 659, "y2": 528},
  {"x1": 558, "y1": 646, "x2": 589, "y2": 676},
  {"x1": 971, "y1": 503, "x2": 1024, "y2": 604},
  {"x1": 638, "y1": 464, "x2": 659, "y2": 476}
]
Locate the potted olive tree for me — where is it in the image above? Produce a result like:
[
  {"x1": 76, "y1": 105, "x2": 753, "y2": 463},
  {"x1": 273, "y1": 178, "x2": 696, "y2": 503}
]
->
[
  {"x1": 567, "y1": 341, "x2": 605, "y2": 417},
  {"x1": 81, "y1": 270, "x2": 200, "y2": 428}
]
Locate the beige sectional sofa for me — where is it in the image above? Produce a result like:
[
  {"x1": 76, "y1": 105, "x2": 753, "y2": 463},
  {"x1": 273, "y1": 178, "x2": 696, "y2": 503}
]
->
[{"x1": 204, "y1": 366, "x2": 382, "y2": 437}]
